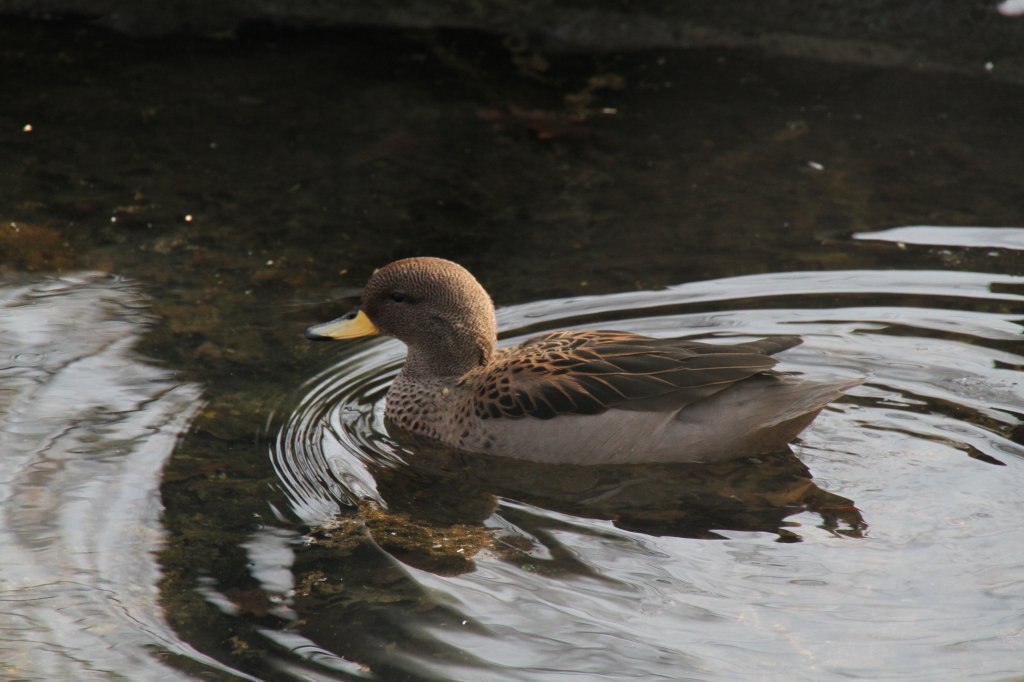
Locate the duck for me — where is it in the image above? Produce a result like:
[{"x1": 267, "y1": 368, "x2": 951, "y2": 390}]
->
[{"x1": 306, "y1": 257, "x2": 860, "y2": 465}]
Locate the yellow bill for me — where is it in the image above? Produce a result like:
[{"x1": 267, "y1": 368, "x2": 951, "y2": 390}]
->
[{"x1": 305, "y1": 308, "x2": 379, "y2": 340}]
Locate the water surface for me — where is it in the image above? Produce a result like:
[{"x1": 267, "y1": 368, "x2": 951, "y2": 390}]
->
[
  {"x1": 1, "y1": 21, "x2": 1022, "y2": 682},
  {"x1": 264, "y1": 262, "x2": 1022, "y2": 681}
]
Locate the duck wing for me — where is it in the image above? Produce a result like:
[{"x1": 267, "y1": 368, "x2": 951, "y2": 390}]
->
[{"x1": 469, "y1": 331, "x2": 803, "y2": 420}]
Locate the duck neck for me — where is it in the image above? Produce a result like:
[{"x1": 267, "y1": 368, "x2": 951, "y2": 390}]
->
[{"x1": 402, "y1": 332, "x2": 494, "y2": 379}]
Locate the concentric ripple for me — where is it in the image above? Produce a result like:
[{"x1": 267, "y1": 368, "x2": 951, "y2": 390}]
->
[
  {"x1": 260, "y1": 263, "x2": 1024, "y2": 681},
  {"x1": 271, "y1": 339, "x2": 408, "y2": 523}
]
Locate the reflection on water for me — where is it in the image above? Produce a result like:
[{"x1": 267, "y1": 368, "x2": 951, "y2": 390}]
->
[
  {"x1": 5, "y1": 19, "x2": 1024, "y2": 680},
  {"x1": 1, "y1": 257, "x2": 1021, "y2": 680},
  {"x1": 0, "y1": 274, "x2": 220, "y2": 679},
  {"x1": 259, "y1": 264, "x2": 1024, "y2": 681},
  {"x1": 854, "y1": 225, "x2": 1024, "y2": 251}
]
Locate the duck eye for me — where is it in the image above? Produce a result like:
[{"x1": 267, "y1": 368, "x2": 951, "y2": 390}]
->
[{"x1": 389, "y1": 291, "x2": 407, "y2": 303}]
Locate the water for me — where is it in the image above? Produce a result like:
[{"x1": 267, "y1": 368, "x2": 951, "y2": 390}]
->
[
  {"x1": 264, "y1": 260, "x2": 1023, "y2": 681},
  {"x1": 2, "y1": 20, "x2": 1023, "y2": 682},
  {"x1": 0, "y1": 275, "x2": 214, "y2": 679}
]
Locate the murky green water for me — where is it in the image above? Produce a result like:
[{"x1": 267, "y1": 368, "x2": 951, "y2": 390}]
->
[{"x1": 1, "y1": 20, "x2": 1022, "y2": 682}]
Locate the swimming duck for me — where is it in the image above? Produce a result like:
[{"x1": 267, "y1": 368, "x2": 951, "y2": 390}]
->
[{"x1": 306, "y1": 257, "x2": 859, "y2": 465}]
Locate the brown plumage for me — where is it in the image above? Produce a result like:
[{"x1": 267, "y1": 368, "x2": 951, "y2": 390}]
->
[{"x1": 307, "y1": 257, "x2": 860, "y2": 464}]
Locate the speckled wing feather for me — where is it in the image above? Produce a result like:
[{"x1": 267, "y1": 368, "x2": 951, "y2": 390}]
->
[{"x1": 467, "y1": 331, "x2": 803, "y2": 420}]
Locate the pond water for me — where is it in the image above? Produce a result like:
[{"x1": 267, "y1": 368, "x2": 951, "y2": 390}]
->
[{"x1": 1, "y1": 20, "x2": 1023, "y2": 682}]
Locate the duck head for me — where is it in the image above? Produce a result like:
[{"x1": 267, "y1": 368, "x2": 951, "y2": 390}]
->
[{"x1": 306, "y1": 257, "x2": 497, "y2": 378}]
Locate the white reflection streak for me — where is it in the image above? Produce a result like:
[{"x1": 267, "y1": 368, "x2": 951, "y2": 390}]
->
[
  {"x1": 0, "y1": 275, "x2": 226, "y2": 680},
  {"x1": 998, "y1": 0, "x2": 1024, "y2": 17},
  {"x1": 495, "y1": 268, "x2": 1024, "y2": 333},
  {"x1": 853, "y1": 225, "x2": 1024, "y2": 250}
]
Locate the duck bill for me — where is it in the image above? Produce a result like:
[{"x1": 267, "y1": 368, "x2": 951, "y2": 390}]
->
[{"x1": 305, "y1": 307, "x2": 379, "y2": 340}]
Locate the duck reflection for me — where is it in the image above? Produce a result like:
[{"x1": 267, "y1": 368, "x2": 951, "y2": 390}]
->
[{"x1": 312, "y1": 429, "x2": 865, "y2": 576}]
